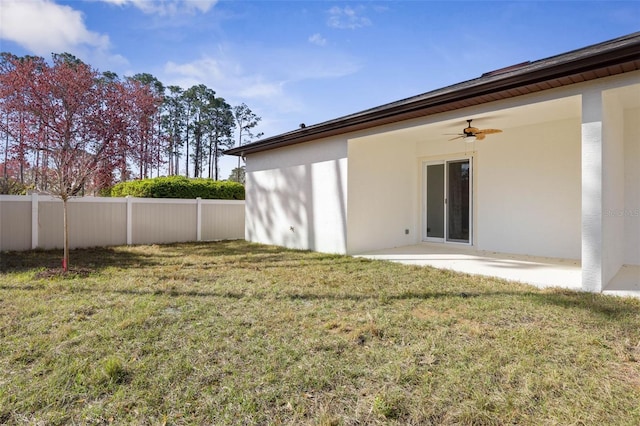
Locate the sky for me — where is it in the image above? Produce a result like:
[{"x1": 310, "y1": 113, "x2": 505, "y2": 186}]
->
[{"x1": 1, "y1": 0, "x2": 639, "y2": 178}]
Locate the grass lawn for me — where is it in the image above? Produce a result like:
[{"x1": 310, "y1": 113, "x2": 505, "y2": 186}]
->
[{"x1": 1, "y1": 240, "x2": 639, "y2": 425}]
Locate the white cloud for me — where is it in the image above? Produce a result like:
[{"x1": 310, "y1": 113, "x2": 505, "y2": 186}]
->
[
  {"x1": 308, "y1": 33, "x2": 327, "y2": 46},
  {"x1": 162, "y1": 43, "x2": 361, "y2": 101},
  {"x1": 163, "y1": 55, "x2": 285, "y2": 101},
  {"x1": 161, "y1": 45, "x2": 362, "y2": 138},
  {"x1": 327, "y1": 6, "x2": 372, "y2": 30},
  {"x1": 99, "y1": 0, "x2": 218, "y2": 15},
  {"x1": 0, "y1": 0, "x2": 110, "y2": 56}
]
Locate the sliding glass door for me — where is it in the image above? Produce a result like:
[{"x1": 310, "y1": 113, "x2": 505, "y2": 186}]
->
[{"x1": 424, "y1": 159, "x2": 471, "y2": 244}]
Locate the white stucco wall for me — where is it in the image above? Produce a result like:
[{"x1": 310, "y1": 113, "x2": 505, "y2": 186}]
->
[
  {"x1": 624, "y1": 106, "x2": 640, "y2": 265},
  {"x1": 346, "y1": 131, "x2": 419, "y2": 254},
  {"x1": 581, "y1": 89, "x2": 605, "y2": 292},
  {"x1": 582, "y1": 85, "x2": 639, "y2": 291},
  {"x1": 602, "y1": 91, "x2": 626, "y2": 285},
  {"x1": 245, "y1": 137, "x2": 348, "y2": 253},
  {"x1": 477, "y1": 117, "x2": 582, "y2": 259}
]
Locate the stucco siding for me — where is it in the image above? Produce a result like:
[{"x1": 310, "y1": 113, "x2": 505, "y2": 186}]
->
[
  {"x1": 624, "y1": 106, "x2": 640, "y2": 265},
  {"x1": 477, "y1": 117, "x2": 582, "y2": 259},
  {"x1": 347, "y1": 132, "x2": 418, "y2": 254},
  {"x1": 602, "y1": 91, "x2": 626, "y2": 285},
  {"x1": 582, "y1": 89, "x2": 605, "y2": 291},
  {"x1": 245, "y1": 137, "x2": 348, "y2": 253}
]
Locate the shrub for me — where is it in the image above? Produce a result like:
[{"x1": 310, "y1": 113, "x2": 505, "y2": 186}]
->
[
  {"x1": 0, "y1": 177, "x2": 30, "y2": 195},
  {"x1": 109, "y1": 176, "x2": 245, "y2": 200}
]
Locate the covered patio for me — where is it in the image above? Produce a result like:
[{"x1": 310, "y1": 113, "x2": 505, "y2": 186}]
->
[
  {"x1": 229, "y1": 33, "x2": 640, "y2": 296},
  {"x1": 356, "y1": 243, "x2": 640, "y2": 298}
]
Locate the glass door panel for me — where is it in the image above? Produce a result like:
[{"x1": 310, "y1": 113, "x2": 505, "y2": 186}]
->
[
  {"x1": 426, "y1": 164, "x2": 445, "y2": 239},
  {"x1": 424, "y1": 159, "x2": 471, "y2": 244},
  {"x1": 447, "y1": 160, "x2": 470, "y2": 243}
]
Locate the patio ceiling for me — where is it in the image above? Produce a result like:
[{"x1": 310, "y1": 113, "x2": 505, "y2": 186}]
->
[
  {"x1": 404, "y1": 95, "x2": 582, "y2": 144},
  {"x1": 369, "y1": 81, "x2": 640, "y2": 144}
]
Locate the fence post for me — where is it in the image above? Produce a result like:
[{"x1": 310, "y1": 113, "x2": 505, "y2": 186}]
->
[
  {"x1": 126, "y1": 196, "x2": 133, "y2": 245},
  {"x1": 31, "y1": 193, "x2": 39, "y2": 249},
  {"x1": 196, "y1": 197, "x2": 202, "y2": 242}
]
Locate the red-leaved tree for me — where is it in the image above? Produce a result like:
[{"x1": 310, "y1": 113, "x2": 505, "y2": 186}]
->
[
  {"x1": 125, "y1": 76, "x2": 166, "y2": 179},
  {"x1": 0, "y1": 53, "x2": 162, "y2": 271}
]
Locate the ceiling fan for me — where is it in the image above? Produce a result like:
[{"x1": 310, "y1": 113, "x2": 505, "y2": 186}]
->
[{"x1": 448, "y1": 119, "x2": 502, "y2": 141}]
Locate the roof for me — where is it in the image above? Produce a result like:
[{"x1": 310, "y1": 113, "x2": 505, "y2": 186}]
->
[{"x1": 226, "y1": 32, "x2": 640, "y2": 156}]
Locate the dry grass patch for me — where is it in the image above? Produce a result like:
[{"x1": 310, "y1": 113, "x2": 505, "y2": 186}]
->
[{"x1": 1, "y1": 241, "x2": 639, "y2": 425}]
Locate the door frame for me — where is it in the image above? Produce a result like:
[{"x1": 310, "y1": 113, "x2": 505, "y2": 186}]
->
[{"x1": 422, "y1": 156, "x2": 474, "y2": 245}]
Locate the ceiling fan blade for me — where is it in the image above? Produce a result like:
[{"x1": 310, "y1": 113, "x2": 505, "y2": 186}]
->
[
  {"x1": 477, "y1": 128, "x2": 502, "y2": 135},
  {"x1": 449, "y1": 135, "x2": 465, "y2": 141},
  {"x1": 475, "y1": 133, "x2": 486, "y2": 141}
]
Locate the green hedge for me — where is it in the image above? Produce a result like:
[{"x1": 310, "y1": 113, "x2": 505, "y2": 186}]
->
[
  {"x1": 109, "y1": 176, "x2": 245, "y2": 200},
  {"x1": 0, "y1": 178, "x2": 30, "y2": 195}
]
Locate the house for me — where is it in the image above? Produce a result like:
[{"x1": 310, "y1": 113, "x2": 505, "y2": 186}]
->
[{"x1": 226, "y1": 32, "x2": 640, "y2": 293}]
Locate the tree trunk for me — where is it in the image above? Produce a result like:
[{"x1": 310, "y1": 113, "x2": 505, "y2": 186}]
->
[
  {"x1": 237, "y1": 131, "x2": 241, "y2": 174},
  {"x1": 174, "y1": 134, "x2": 179, "y2": 175},
  {"x1": 214, "y1": 140, "x2": 218, "y2": 181},
  {"x1": 34, "y1": 147, "x2": 40, "y2": 189},
  {"x1": 3, "y1": 116, "x2": 8, "y2": 179},
  {"x1": 63, "y1": 198, "x2": 69, "y2": 272},
  {"x1": 208, "y1": 136, "x2": 213, "y2": 179},
  {"x1": 42, "y1": 137, "x2": 49, "y2": 190},
  {"x1": 185, "y1": 129, "x2": 190, "y2": 178}
]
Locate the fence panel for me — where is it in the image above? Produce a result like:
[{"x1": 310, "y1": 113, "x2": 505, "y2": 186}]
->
[
  {"x1": 0, "y1": 195, "x2": 245, "y2": 251},
  {"x1": 132, "y1": 199, "x2": 197, "y2": 245},
  {"x1": 201, "y1": 202, "x2": 245, "y2": 241},
  {"x1": 37, "y1": 199, "x2": 64, "y2": 250},
  {"x1": 0, "y1": 196, "x2": 31, "y2": 251}
]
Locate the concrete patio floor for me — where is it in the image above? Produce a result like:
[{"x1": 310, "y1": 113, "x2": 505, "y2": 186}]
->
[
  {"x1": 605, "y1": 264, "x2": 640, "y2": 297},
  {"x1": 355, "y1": 243, "x2": 640, "y2": 298}
]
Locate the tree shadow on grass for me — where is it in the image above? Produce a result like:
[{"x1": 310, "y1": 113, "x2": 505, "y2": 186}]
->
[
  {"x1": 159, "y1": 240, "x2": 346, "y2": 264},
  {"x1": 2, "y1": 241, "x2": 638, "y2": 323},
  {"x1": 0, "y1": 240, "x2": 340, "y2": 275},
  {"x1": 527, "y1": 289, "x2": 640, "y2": 321},
  {"x1": 1, "y1": 278, "x2": 638, "y2": 326},
  {"x1": 0, "y1": 246, "x2": 163, "y2": 274}
]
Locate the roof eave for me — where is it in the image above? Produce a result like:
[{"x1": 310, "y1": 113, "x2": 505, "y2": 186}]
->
[{"x1": 226, "y1": 33, "x2": 640, "y2": 156}]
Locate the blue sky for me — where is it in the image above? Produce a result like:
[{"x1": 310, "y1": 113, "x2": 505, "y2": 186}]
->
[{"x1": 1, "y1": 0, "x2": 638, "y2": 178}]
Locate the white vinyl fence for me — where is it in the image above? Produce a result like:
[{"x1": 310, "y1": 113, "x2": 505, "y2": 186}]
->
[{"x1": 0, "y1": 194, "x2": 245, "y2": 252}]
